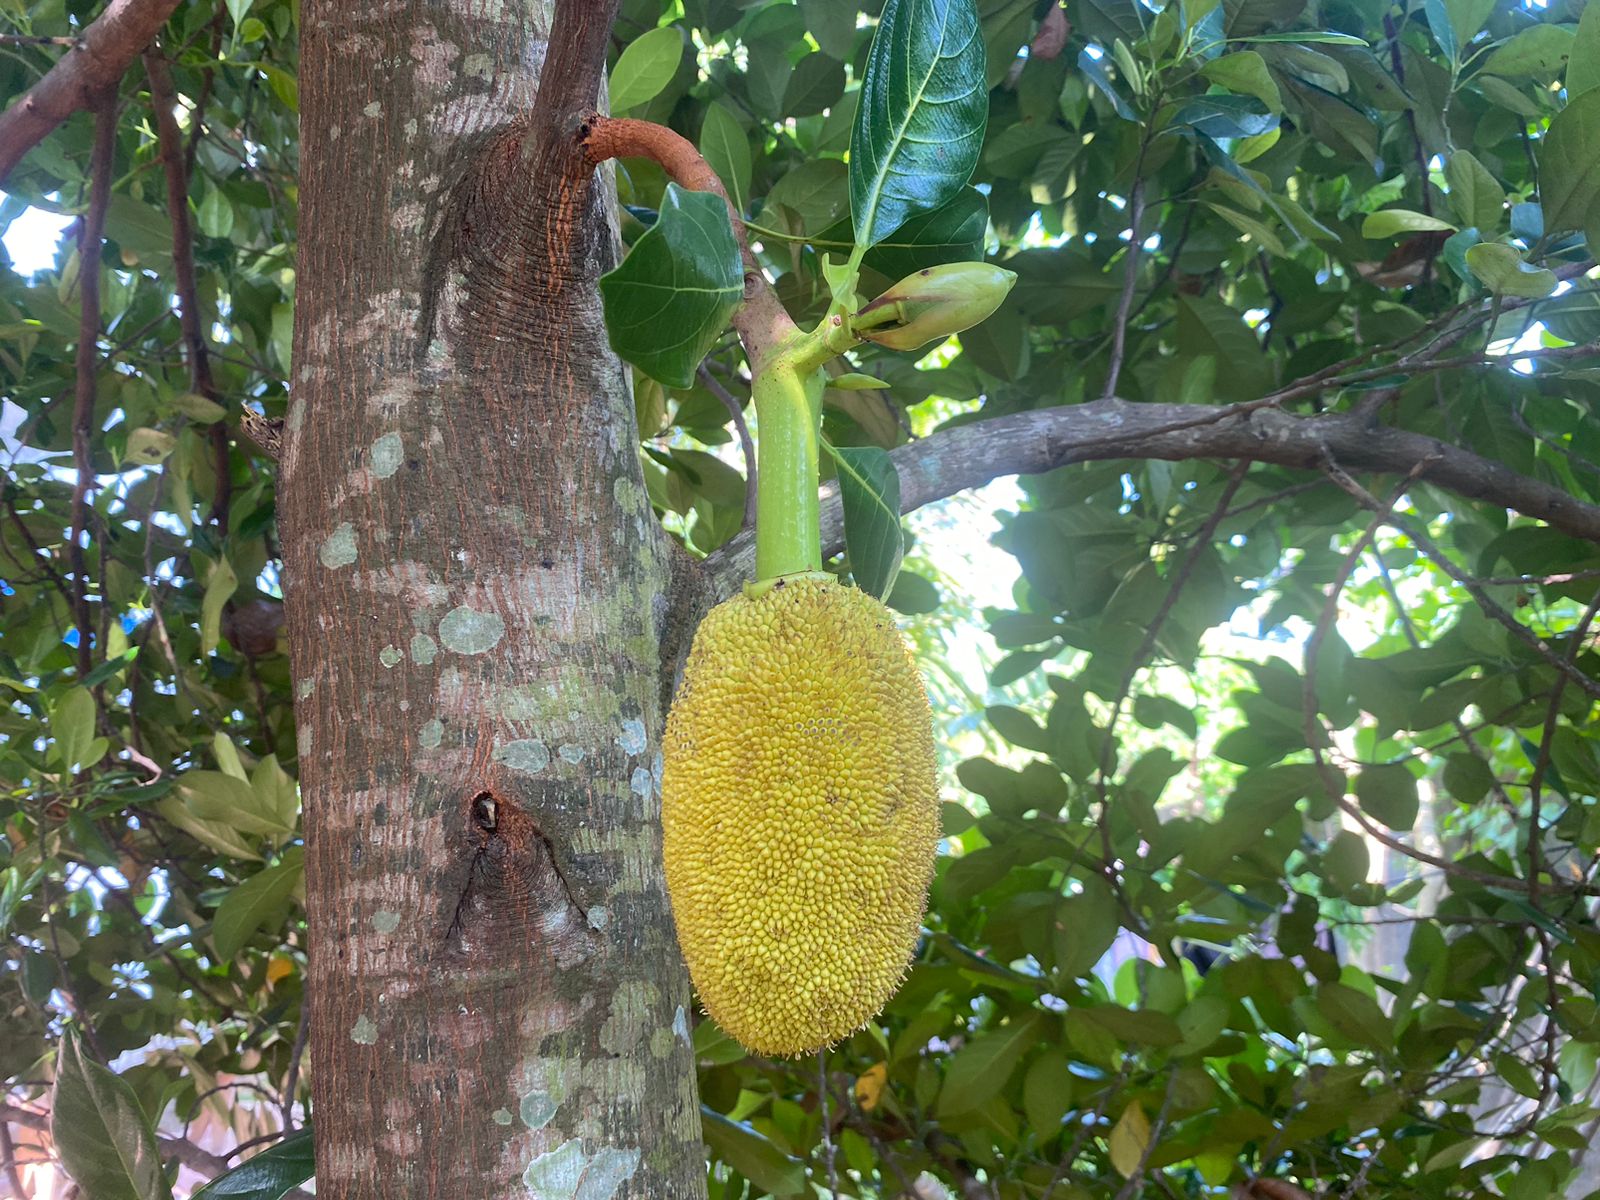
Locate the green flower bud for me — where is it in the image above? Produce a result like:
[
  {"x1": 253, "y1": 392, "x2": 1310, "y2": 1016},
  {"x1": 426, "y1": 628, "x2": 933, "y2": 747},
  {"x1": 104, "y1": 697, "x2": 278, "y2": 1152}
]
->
[{"x1": 852, "y1": 262, "x2": 1018, "y2": 352}]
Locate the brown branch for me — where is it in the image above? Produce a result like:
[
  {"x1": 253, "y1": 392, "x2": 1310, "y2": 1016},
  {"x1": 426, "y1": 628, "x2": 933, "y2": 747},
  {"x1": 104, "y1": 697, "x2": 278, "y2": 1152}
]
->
[
  {"x1": 68, "y1": 101, "x2": 116, "y2": 680},
  {"x1": 526, "y1": 0, "x2": 621, "y2": 159},
  {"x1": 581, "y1": 114, "x2": 800, "y2": 366},
  {"x1": 703, "y1": 398, "x2": 1600, "y2": 592},
  {"x1": 0, "y1": 0, "x2": 182, "y2": 187},
  {"x1": 144, "y1": 47, "x2": 233, "y2": 530},
  {"x1": 1102, "y1": 174, "x2": 1147, "y2": 400}
]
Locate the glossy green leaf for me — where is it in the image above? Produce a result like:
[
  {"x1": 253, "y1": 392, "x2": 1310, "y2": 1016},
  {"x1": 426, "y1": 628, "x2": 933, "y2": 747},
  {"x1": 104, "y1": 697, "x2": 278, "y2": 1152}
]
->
[
  {"x1": 1078, "y1": 47, "x2": 1138, "y2": 120},
  {"x1": 699, "y1": 101, "x2": 751, "y2": 213},
  {"x1": 828, "y1": 444, "x2": 904, "y2": 600},
  {"x1": 51, "y1": 686, "x2": 95, "y2": 772},
  {"x1": 52, "y1": 1031, "x2": 174, "y2": 1200},
  {"x1": 1236, "y1": 30, "x2": 1368, "y2": 43},
  {"x1": 850, "y1": 0, "x2": 988, "y2": 247},
  {"x1": 213, "y1": 848, "x2": 305, "y2": 960},
  {"x1": 1201, "y1": 50, "x2": 1282, "y2": 111},
  {"x1": 1464, "y1": 243, "x2": 1557, "y2": 297},
  {"x1": 861, "y1": 188, "x2": 989, "y2": 278},
  {"x1": 599, "y1": 183, "x2": 742, "y2": 390},
  {"x1": 700, "y1": 1108, "x2": 806, "y2": 1197},
  {"x1": 608, "y1": 25, "x2": 683, "y2": 112},
  {"x1": 936, "y1": 1011, "x2": 1045, "y2": 1117},
  {"x1": 1169, "y1": 95, "x2": 1278, "y2": 138},
  {"x1": 1538, "y1": 88, "x2": 1600, "y2": 241},
  {"x1": 1360, "y1": 209, "x2": 1456, "y2": 237},
  {"x1": 1445, "y1": 151, "x2": 1504, "y2": 233},
  {"x1": 192, "y1": 1127, "x2": 315, "y2": 1200}
]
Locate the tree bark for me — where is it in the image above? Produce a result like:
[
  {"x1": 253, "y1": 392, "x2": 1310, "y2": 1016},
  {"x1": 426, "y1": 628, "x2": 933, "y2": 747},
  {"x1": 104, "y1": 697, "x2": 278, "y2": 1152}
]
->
[{"x1": 281, "y1": 3, "x2": 702, "y2": 1197}]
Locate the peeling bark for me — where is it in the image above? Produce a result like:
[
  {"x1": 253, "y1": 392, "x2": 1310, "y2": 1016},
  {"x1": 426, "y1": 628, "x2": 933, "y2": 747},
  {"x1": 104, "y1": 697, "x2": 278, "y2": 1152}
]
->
[{"x1": 281, "y1": 3, "x2": 702, "y2": 1196}]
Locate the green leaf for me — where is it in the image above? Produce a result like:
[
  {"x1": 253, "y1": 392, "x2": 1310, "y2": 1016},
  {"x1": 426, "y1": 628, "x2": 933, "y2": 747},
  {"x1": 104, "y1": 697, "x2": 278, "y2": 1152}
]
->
[
  {"x1": 213, "y1": 848, "x2": 304, "y2": 960},
  {"x1": 1361, "y1": 209, "x2": 1457, "y2": 238},
  {"x1": 1323, "y1": 829, "x2": 1370, "y2": 894},
  {"x1": 52, "y1": 1031, "x2": 174, "y2": 1200},
  {"x1": 177, "y1": 770, "x2": 295, "y2": 837},
  {"x1": 1023, "y1": 1049, "x2": 1074, "y2": 1136},
  {"x1": 782, "y1": 52, "x2": 846, "y2": 118},
  {"x1": 1355, "y1": 763, "x2": 1419, "y2": 831},
  {"x1": 51, "y1": 686, "x2": 96, "y2": 772},
  {"x1": 1426, "y1": 0, "x2": 1460, "y2": 59},
  {"x1": 765, "y1": 159, "x2": 849, "y2": 231},
  {"x1": 936, "y1": 1011, "x2": 1045, "y2": 1117},
  {"x1": 608, "y1": 25, "x2": 683, "y2": 112},
  {"x1": 198, "y1": 184, "x2": 235, "y2": 239},
  {"x1": 157, "y1": 795, "x2": 262, "y2": 862},
  {"x1": 1539, "y1": 88, "x2": 1600, "y2": 241},
  {"x1": 201, "y1": 555, "x2": 239, "y2": 658},
  {"x1": 700, "y1": 1108, "x2": 806, "y2": 1197},
  {"x1": 1236, "y1": 30, "x2": 1368, "y2": 43},
  {"x1": 800, "y1": 0, "x2": 858, "y2": 58},
  {"x1": 599, "y1": 183, "x2": 742, "y2": 390},
  {"x1": 1442, "y1": 751, "x2": 1496, "y2": 803},
  {"x1": 1443, "y1": 0, "x2": 1496, "y2": 50},
  {"x1": 1445, "y1": 151, "x2": 1505, "y2": 234},
  {"x1": 827, "y1": 372, "x2": 894, "y2": 390},
  {"x1": 699, "y1": 101, "x2": 751, "y2": 214},
  {"x1": 1169, "y1": 95, "x2": 1278, "y2": 138},
  {"x1": 1201, "y1": 50, "x2": 1283, "y2": 111},
  {"x1": 850, "y1": 0, "x2": 988, "y2": 247},
  {"x1": 1078, "y1": 47, "x2": 1138, "y2": 120},
  {"x1": 861, "y1": 188, "x2": 989, "y2": 278},
  {"x1": 828, "y1": 444, "x2": 904, "y2": 600},
  {"x1": 1464, "y1": 243, "x2": 1557, "y2": 297},
  {"x1": 1482, "y1": 24, "x2": 1575, "y2": 79},
  {"x1": 192, "y1": 1127, "x2": 315, "y2": 1200},
  {"x1": 225, "y1": 0, "x2": 253, "y2": 29},
  {"x1": 252, "y1": 754, "x2": 301, "y2": 832},
  {"x1": 1570, "y1": 0, "x2": 1600, "y2": 98}
]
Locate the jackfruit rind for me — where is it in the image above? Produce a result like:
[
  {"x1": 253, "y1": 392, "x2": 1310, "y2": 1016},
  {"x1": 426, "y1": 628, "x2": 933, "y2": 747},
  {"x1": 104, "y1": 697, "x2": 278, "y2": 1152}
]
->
[{"x1": 662, "y1": 574, "x2": 940, "y2": 1056}]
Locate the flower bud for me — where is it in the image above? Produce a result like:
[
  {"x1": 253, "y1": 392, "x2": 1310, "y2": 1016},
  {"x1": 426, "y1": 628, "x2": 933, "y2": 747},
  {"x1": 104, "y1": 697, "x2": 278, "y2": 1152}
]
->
[{"x1": 852, "y1": 262, "x2": 1018, "y2": 352}]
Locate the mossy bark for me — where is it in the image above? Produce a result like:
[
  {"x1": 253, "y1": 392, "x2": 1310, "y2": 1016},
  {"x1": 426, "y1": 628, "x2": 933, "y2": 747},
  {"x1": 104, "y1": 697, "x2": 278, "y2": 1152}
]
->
[{"x1": 280, "y1": 3, "x2": 704, "y2": 1195}]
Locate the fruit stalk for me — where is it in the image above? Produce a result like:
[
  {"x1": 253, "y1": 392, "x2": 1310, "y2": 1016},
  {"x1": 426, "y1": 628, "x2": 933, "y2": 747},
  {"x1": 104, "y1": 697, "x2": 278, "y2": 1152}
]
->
[{"x1": 752, "y1": 355, "x2": 825, "y2": 581}]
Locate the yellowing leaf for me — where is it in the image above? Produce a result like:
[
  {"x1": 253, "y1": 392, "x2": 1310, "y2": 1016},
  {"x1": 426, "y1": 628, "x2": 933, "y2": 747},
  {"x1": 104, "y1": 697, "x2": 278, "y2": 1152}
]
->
[
  {"x1": 1109, "y1": 1101, "x2": 1151, "y2": 1178},
  {"x1": 855, "y1": 1062, "x2": 888, "y2": 1111}
]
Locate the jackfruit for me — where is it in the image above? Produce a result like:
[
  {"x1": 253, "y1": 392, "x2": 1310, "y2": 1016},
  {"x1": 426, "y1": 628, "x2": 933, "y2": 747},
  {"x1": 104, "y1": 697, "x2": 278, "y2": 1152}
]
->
[{"x1": 662, "y1": 574, "x2": 939, "y2": 1056}]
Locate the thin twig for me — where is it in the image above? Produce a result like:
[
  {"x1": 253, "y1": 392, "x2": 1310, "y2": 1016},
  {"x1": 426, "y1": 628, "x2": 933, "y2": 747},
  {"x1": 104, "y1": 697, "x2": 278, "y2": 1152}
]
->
[
  {"x1": 68, "y1": 100, "x2": 117, "y2": 681},
  {"x1": 281, "y1": 998, "x2": 311, "y2": 1131},
  {"x1": 698, "y1": 364, "x2": 758, "y2": 529},
  {"x1": 1102, "y1": 175, "x2": 1147, "y2": 400}
]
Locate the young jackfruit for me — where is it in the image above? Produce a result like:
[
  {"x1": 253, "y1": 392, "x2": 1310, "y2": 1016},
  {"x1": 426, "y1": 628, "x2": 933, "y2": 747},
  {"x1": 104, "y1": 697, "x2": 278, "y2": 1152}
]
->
[{"x1": 662, "y1": 574, "x2": 939, "y2": 1056}]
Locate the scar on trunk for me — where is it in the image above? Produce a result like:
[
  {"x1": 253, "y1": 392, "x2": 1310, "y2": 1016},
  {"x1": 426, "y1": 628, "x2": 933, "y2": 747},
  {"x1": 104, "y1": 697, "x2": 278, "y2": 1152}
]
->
[{"x1": 446, "y1": 787, "x2": 594, "y2": 963}]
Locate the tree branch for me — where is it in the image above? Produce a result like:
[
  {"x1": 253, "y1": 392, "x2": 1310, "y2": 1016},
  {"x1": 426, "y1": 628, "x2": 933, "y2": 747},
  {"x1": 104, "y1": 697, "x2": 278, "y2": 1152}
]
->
[
  {"x1": 703, "y1": 398, "x2": 1600, "y2": 592},
  {"x1": 525, "y1": 0, "x2": 621, "y2": 164},
  {"x1": 581, "y1": 114, "x2": 799, "y2": 365},
  {"x1": 68, "y1": 100, "x2": 116, "y2": 681},
  {"x1": 143, "y1": 46, "x2": 232, "y2": 528},
  {"x1": 0, "y1": 0, "x2": 182, "y2": 188}
]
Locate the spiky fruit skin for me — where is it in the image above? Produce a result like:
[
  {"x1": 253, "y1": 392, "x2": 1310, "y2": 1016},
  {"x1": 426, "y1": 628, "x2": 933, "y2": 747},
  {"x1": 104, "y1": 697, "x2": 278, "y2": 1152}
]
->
[{"x1": 662, "y1": 575, "x2": 939, "y2": 1057}]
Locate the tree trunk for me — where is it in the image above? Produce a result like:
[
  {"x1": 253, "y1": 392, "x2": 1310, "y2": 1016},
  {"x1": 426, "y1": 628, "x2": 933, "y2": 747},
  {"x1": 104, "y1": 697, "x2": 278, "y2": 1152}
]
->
[{"x1": 280, "y1": 3, "x2": 704, "y2": 1196}]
